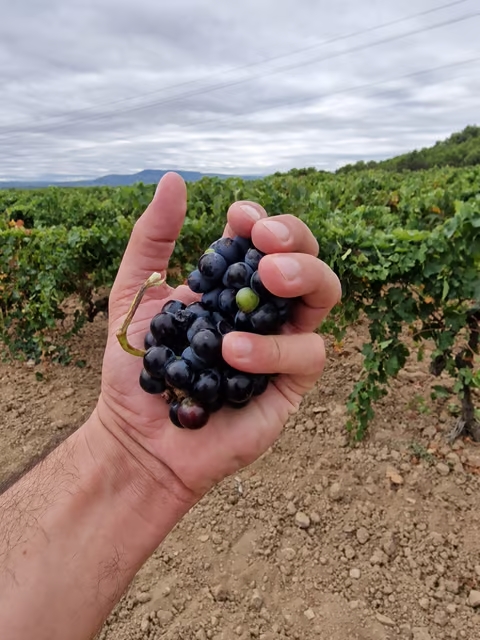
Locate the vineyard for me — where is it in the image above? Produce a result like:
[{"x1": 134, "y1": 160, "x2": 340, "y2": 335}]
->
[{"x1": 1, "y1": 167, "x2": 479, "y2": 440}]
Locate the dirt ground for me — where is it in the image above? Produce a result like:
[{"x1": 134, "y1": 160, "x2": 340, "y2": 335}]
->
[{"x1": 1, "y1": 313, "x2": 480, "y2": 640}]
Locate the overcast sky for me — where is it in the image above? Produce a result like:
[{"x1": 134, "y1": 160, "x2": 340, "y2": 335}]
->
[{"x1": 0, "y1": 0, "x2": 479, "y2": 179}]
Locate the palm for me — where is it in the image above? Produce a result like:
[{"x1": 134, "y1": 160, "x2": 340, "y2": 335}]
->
[{"x1": 101, "y1": 284, "x2": 300, "y2": 495}]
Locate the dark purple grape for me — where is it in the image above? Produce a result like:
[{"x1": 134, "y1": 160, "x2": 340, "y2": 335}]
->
[
  {"x1": 252, "y1": 374, "x2": 270, "y2": 396},
  {"x1": 143, "y1": 345, "x2": 175, "y2": 379},
  {"x1": 223, "y1": 371, "x2": 254, "y2": 404},
  {"x1": 173, "y1": 308, "x2": 196, "y2": 332},
  {"x1": 169, "y1": 402, "x2": 183, "y2": 428},
  {"x1": 250, "y1": 303, "x2": 281, "y2": 335},
  {"x1": 250, "y1": 270, "x2": 271, "y2": 299},
  {"x1": 245, "y1": 247, "x2": 265, "y2": 271},
  {"x1": 210, "y1": 237, "x2": 244, "y2": 264},
  {"x1": 223, "y1": 262, "x2": 254, "y2": 290},
  {"x1": 211, "y1": 310, "x2": 227, "y2": 325},
  {"x1": 144, "y1": 331, "x2": 157, "y2": 350},
  {"x1": 186, "y1": 302, "x2": 211, "y2": 318},
  {"x1": 139, "y1": 369, "x2": 166, "y2": 394},
  {"x1": 192, "y1": 369, "x2": 221, "y2": 404},
  {"x1": 181, "y1": 346, "x2": 207, "y2": 372},
  {"x1": 217, "y1": 318, "x2": 234, "y2": 336},
  {"x1": 278, "y1": 305, "x2": 293, "y2": 323},
  {"x1": 191, "y1": 329, "x2": 222, "y2": 365},
  {"x1": 233, "y1": 235, "x2": 252, "y2": 255},
  {"x1": 150, "y1": 312, "x2": 181, "y2": 348},
  {"x1": 187, "y1": 269, "x2": 216, "y2": 294},
  {"x1": 218, "y1": 288, "x2": 238, "y2": 317},
  {"x1": 198, "y1": 252, "x2": 228, "y2": 282},
  {"x1": 201, "y1": 287, "x2": 222, "y2": 311},
  {"x1": 234, "y1": 310, "x2": 253, "y2": 332},
  {"x1": 177, "y1": 398, "x2": 210, "y2": 429},
  {"x1": 187, "y1": 316, "x2": 216, "y2": 343},
  {"x1": 226, "y1": 398, "x2": 251, "y2": 409},
  {"x1": 272, "y1": 296, "x2": 294, "y2": 322},
  {"x1": 162, "y1": 299, "x2": 186, "y2": 315},
  {"x1": 164, "y1": 358, "x2": 194, "y2": 391},
  {"x1": 205, "y1": 396, "x2": 224, "y2": 413}
]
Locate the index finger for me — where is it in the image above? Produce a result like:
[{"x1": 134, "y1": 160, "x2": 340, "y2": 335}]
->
[
  {"x1": 225, "y1": 205, "x2": 319, "y2": 259},
  {"x1": 222, "y1": 200, "x2": 268, "y2": 239}
]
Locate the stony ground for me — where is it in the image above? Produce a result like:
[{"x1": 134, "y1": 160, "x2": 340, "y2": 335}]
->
[{"x1": 1, "y1": 313, "x2": 480, "y2": 640}]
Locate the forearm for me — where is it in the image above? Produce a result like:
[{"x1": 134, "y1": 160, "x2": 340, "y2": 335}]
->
[{"x1": 0, "y1": 410, "x2": 195, "y2": 640}]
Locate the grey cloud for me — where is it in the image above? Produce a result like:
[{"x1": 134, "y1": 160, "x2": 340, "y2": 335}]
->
[{"x1": 0, "y1": 0, "x2": 479, "y2": 179}]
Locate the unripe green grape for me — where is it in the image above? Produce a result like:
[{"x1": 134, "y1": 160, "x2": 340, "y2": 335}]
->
[{"x1": 236, "y1": 287, "x2": 260, "y2": 313}]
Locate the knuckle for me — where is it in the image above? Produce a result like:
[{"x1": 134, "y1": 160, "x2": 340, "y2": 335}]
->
[{"x1": 268, "y1": 335, "x2": 284, "y2": 370}]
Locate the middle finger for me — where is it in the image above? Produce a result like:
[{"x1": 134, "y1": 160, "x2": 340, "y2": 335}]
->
[{"x1": 259, "y1": 252, "x2": 342, "y2": 332}]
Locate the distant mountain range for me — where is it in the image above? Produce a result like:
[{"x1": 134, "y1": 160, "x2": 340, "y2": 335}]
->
[{"x1": 0, "y1": 169, "x2": 261, "y2": 189}]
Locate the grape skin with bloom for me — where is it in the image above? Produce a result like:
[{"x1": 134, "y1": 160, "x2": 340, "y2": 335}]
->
[{"x1": 138, "y1": 233, "x2": 296, "y2": 429}]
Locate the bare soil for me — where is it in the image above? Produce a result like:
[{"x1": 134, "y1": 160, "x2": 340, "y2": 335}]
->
[{"x1": 1, "y1": 314, "x2": 480, "y2": 640}]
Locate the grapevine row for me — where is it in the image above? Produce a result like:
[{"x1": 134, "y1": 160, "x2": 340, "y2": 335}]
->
[{"x1": 1, "y1": 168, "x2": 479, "y2": 440}]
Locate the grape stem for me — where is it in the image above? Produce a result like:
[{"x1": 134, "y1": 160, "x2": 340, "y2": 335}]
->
[
  {"x1": 161, "y1": 388, "x2": 187, "y2": 405},
  {"x1": 116, "y1": 271, "x2": 165, "y2": 357}
]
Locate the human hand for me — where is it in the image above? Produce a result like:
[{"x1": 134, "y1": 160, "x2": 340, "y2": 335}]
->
[{"x1": 94, "y1": 172, "x2": 341, "y2": 502}]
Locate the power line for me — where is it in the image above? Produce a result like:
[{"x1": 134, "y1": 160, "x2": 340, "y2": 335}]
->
[
  {"x1": 0, "y1": 1, "x2": 477, "y2": 138},
  {"x1": 2, "y1": 1, "x2": 470, "y2": 123},
  {"x1": 181, "y1": 56, "x2": 480, "y2": 133},
  {"x1": 126, "y1": 0, "x2": 473, "y2": 99},
  {"x1": 98, "y1": 10, "x2": 480, "y2": 125},
  {"x1": 6, "y1": 54, "x2": 479, "y2": 157}
]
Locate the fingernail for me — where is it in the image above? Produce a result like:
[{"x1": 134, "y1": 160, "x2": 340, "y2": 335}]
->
[
  {"x1": 240, "y1": 204, "x2": 261, "y2": 222},
  {"x1": 272, "y1": 255, "x2": 301, "y2": 281},
  {"x1": 231, "y1": 336, "x2": 253, "y2": 359},
  {"x1": 262, "y1": 219, "x2": 290, "y2": 242}
]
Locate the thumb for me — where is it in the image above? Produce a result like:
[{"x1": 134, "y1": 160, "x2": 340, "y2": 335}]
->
[{"x1": 110, "y1": 172, "x2": 187, "y2": 313}]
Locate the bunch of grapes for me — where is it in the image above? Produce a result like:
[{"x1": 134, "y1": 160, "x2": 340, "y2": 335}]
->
[{"x1": 119, "y1": 234, "x2": 295, "y2": 430}]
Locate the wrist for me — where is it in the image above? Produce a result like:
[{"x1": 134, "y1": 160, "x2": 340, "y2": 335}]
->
[
  {"x1": 81, "y1": 403, "x2": 197, "y2": 540},
  {"x1": 0, "y1": 406, "x2": 196, "y2": 640}
]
